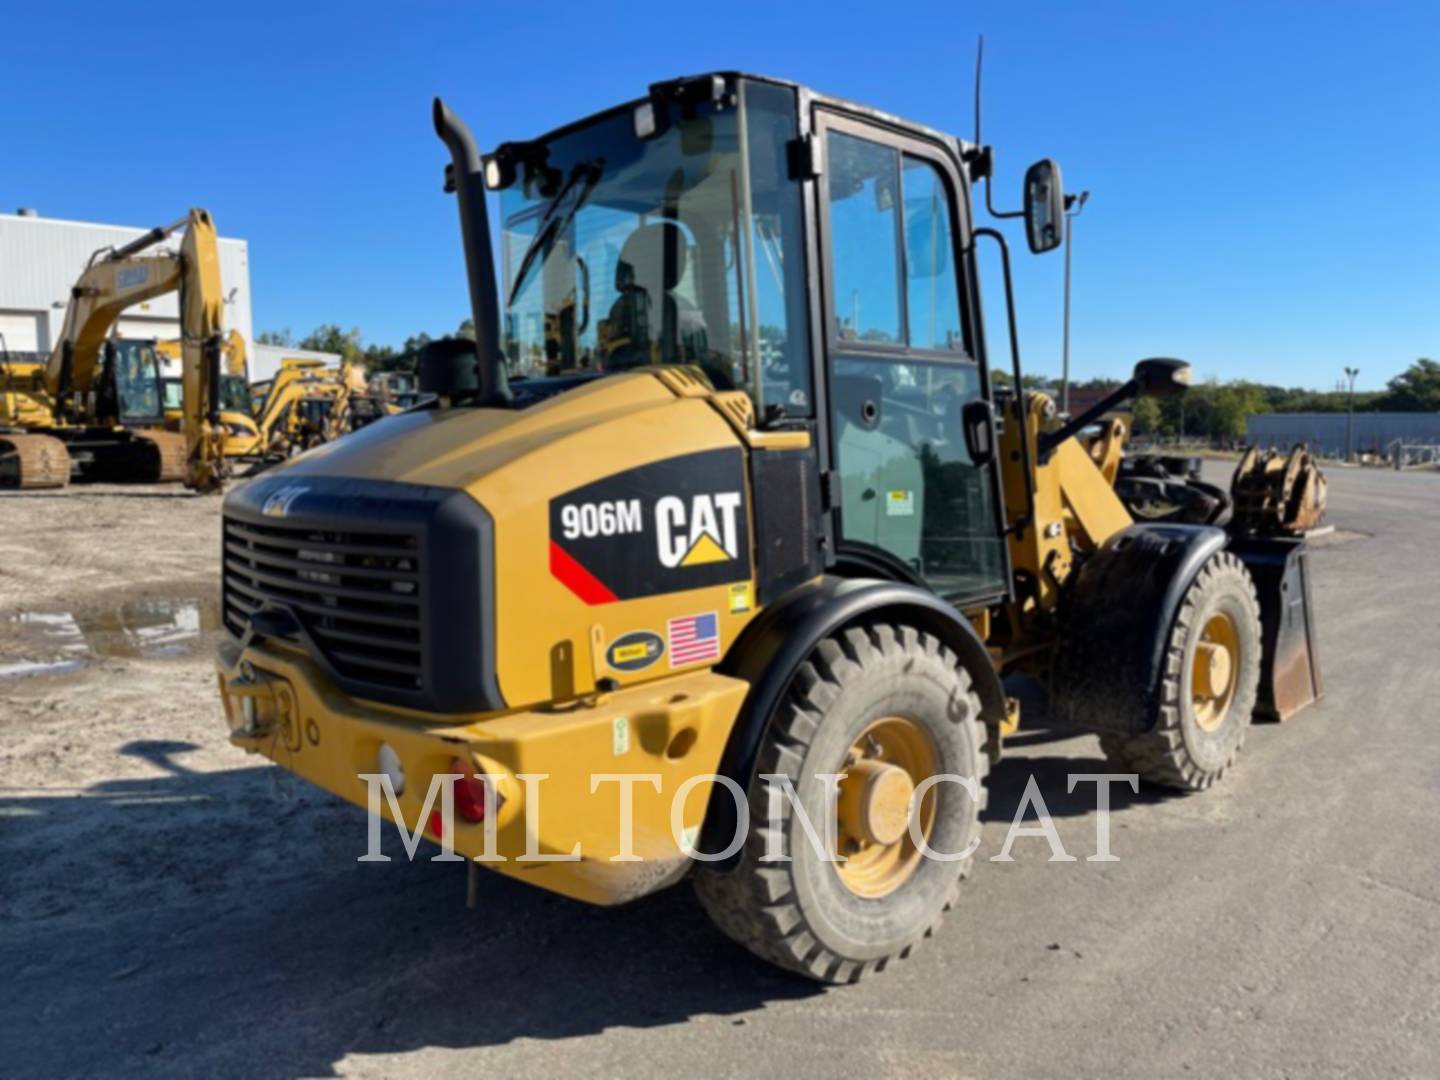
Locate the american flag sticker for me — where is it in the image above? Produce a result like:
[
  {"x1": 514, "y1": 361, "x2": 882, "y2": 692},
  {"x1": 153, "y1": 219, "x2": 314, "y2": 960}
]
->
[{"x1": 668, "y1": 611, "x2": 720, "y2": 667}]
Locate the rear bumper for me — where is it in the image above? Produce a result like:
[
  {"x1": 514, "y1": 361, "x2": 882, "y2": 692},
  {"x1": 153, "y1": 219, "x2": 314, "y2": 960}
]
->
[{"x1": 216, "y1": 637, "x2": 748, "y2": 905}]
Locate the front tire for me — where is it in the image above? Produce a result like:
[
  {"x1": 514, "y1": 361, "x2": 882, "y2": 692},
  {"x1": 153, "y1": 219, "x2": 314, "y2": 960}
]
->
[
  {"x1": 1101, "y1": 551, "x2": 1261, "y2": 790},
  {"x1": 695, "y1": 623, "x2": 987, "y2": 983}
]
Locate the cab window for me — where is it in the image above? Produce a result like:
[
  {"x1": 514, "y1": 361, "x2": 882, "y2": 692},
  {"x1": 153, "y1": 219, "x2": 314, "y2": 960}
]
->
[
  {"x1": 822, "y1": 123, "x2": 1004, "y2": 602},
  {"x1": 498, "y1": 79, "x2": 812, "y2": 417}
]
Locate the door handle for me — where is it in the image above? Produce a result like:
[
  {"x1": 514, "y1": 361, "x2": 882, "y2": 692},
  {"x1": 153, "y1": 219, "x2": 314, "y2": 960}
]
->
[{"x1": 962, "y1": 399, "x2": 996, "y2": 467}]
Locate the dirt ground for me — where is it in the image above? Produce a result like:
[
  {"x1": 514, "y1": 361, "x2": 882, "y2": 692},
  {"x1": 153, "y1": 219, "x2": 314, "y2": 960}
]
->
[{"x1": 2, "y1": 467, "x2": 1438, "y2": 1078}]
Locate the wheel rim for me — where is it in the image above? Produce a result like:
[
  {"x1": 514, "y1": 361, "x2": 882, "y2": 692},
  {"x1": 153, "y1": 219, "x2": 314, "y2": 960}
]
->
[
  {"x1": 834, "y1": 716, "x2": 939, "y2": 899},
  {"x1": 1191, "y1": 612, "x2": 1240, "y2": 732}
]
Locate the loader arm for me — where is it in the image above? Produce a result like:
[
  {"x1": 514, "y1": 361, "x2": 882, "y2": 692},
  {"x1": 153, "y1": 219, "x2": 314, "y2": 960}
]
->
[{"x1": 997, "y1": 389, "x2": 1133, "y2": 650}]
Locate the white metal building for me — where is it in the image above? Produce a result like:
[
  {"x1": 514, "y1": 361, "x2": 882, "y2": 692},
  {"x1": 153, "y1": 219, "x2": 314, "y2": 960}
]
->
[
  {"x1": 1247, "y1": 412, "x2": 1440, "y2": 457},
  {"x1": 0, "y1": 208, "x2": 252, "y2": 357}
]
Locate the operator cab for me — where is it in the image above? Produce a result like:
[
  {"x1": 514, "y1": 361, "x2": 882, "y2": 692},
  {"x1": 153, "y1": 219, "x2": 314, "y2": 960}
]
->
[
  {"x1": 463, "y1": 72, "x2": 1063, "y2": 609},
  {"x1": 96, "y1": 338, "x2": 165, "y2": 426}
]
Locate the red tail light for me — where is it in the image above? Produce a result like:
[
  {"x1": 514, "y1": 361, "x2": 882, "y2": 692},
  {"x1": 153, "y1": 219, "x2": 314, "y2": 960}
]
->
[{"x1": 451, "y1": 756, "x2": 491, "y2": 823}]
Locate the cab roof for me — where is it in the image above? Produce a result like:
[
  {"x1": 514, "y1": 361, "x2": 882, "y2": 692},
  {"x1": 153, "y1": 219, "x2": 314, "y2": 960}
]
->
[{"x1": 498, "y1": 70, "x2": 975, "y2": 164}]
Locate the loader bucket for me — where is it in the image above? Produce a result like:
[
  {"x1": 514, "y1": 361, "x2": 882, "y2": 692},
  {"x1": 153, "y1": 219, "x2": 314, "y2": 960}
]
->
[
  {"x1": 1229, "y1": 536, "x2": 1323, "y2": 721},
  {"x1": 1231, "y1": 444, "x2": 1327, "y2": 536}
]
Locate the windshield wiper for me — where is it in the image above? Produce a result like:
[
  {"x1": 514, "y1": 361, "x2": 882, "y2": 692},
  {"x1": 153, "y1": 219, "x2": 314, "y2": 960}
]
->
[{"x1": 506, "y1": 162, "x2": 602, "y2": 308}]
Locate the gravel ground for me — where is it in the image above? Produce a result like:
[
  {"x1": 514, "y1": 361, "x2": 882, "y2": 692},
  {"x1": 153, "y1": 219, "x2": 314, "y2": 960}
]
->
[{"x1": 1, "y1": 464, "x2": 1436, "y2": 1078}]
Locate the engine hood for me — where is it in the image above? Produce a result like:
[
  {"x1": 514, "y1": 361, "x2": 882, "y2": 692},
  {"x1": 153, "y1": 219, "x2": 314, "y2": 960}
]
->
[
  {"x1": 270, "y1": 372, "x2": 701, "y2": 490},
  {"x1": 223, "y1": 370, "x2": 754, "y2": 710}
]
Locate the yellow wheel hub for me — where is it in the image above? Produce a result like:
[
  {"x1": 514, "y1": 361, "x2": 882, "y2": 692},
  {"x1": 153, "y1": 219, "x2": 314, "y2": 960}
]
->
[
  {"x1": 834, "y1": 716, "x2": 938, "y2": 899},
  {"x1": 1192, "y1": 612, "x2": 1240, "y2": 732},
  {"x1": 839, "y1": 760, "x2": 916, "y2": 845}
]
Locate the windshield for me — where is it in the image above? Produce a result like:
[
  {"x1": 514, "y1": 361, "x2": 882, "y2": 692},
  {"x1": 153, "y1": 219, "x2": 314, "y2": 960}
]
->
[
  {"x1": 500, "y1": 79, "x2": 812, "y2": 415},
  {"x1": 220, "y1": 374, "x2": 250, "y2": 413},
  {"x1": 110, "y1": 339, "x2": 162, "y2": 423},
  {"x1": 160, "y1": 373, "x2": 249, "y2": 414}
]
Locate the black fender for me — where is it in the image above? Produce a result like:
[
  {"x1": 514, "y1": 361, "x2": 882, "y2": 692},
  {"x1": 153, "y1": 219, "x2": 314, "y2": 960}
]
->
[
  {"x1": 697, "y1": 575, "x2": 1007, "y2": 865},
  {"x1": 1049, "y1": 523, "x2": 1227, "y2": 736}
]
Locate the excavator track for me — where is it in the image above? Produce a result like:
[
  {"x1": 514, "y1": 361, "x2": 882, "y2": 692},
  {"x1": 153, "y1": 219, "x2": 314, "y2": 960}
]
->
[
  {"x1": 0, "y1": 433, "x2": 72, "y2": 489},
  {"x1": 80, "y1": 429, "x2": 188, "y2": 484},
  {"x1": 141, "y1": 430, "x2": 189, "y2": 483}
]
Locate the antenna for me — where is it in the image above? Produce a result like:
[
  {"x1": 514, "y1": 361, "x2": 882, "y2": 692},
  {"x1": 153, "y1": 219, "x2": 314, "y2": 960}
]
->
[{"x1": 974, "y1": 35, "x2": 984, "y2": 148}]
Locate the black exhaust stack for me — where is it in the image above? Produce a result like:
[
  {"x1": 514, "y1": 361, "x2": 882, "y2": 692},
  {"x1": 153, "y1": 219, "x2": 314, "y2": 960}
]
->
[{"x1": 432, "y1": 97, "x2": 511, "y2": 406}]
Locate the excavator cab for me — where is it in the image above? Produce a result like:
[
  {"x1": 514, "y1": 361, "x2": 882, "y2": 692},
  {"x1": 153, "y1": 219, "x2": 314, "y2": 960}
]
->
[{"x1": 96, "y1": 339, "x2": 166, "y2": 427}]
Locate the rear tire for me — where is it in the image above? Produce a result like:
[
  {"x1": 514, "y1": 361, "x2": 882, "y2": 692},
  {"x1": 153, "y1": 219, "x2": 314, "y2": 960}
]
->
[
  {"x1": 695, "y1": 623, "x2": 987, "y2": 983},
  {"x1": 1100, "y1": 551, "x2": 1261, "y2": 790}
]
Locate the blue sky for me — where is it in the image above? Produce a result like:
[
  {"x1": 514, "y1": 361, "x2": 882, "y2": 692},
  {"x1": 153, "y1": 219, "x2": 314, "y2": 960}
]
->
[{"x1": 5, "y1": 1, "x2": 1436, "y2": 391}]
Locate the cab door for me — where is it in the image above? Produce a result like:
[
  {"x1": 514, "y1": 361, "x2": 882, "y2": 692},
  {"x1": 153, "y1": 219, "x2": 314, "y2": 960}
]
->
[{"x1": 814, "y1": 110, "x2": 1008, "y2": 605}]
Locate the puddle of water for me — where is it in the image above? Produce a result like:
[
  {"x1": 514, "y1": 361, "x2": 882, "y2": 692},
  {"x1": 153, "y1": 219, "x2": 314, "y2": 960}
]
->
[
  {"x1": 0, "y1": 595, "x2": 221, "y2": 680},
  {"x1": 0, "y1": 658, "x2": 88, "y2": 680}
]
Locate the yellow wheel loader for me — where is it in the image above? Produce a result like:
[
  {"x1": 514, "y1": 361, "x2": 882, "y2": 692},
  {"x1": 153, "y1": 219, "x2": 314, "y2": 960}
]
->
[
  {"x1": 216, "y1": 75, "x2": 1324, "y2": 982},
  {"x1": 0, "y1": 209, "x2": 230, "y2": 492}
]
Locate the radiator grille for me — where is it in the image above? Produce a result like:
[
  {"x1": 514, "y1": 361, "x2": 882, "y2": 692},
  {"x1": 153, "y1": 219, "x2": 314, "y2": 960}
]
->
[{"x1": 222, "y1": 518, "x2": 423, "y2": 691}]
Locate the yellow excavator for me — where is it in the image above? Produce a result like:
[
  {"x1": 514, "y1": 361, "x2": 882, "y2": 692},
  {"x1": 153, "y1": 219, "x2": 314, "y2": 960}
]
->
[
  {"x1": 157, "y1": 331, "x2": 262, "y2": 459},
  {"x1": 217, "y1": 75, "x2": 1325, "y2": 982},
  {"x1": 248, "y1": 358, "x2": 342, "y2": 457},
  {"x1": 0, "y1": 209, "x2": 229, "y2": 492},
  {"x1": 243, "y1": 355, "x2": 391, "y2": 458},
  {"x1": 0, "y1": 343, "x2": 69, "y2": 487},
  {"x1": 321, "y1": 356, "x2": 390, "y2": 443}
]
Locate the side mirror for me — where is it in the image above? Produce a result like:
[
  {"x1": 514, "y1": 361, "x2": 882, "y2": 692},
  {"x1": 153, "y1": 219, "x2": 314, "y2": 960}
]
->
[
  {"x1": 1035, "y1": 356, "x2": 1192, "y2": 464},
  {"x1": 1023, "y1": 158, "x2": 1065, "y2": 254},
  {"x1": 1133, "y1": 357, "x2": 1192, "y2": 399},
  {"x1": 417, "y1": 337, "x2": 482, "y2": 399}
]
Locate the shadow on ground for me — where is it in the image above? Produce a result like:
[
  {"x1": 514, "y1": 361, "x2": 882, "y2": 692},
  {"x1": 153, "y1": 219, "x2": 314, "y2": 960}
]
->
[
  {"x1": 0, "y1": 725, "x2": 1163, "y2": 1077},
  {"x1": 0, "y1": 742, "x2": 818, "y2": 1077}
]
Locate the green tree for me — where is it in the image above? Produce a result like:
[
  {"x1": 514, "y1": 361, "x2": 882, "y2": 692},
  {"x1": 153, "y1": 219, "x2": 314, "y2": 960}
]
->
[
  {"x1": 362, "y1": 343, "x2": 401, "y2": 372},
  {"x1": 255, "y1": 329, "x2": 293, "y2": 346},
  {"x1": 1377, "y1": 358, "x2": 1440, "y2": 412},
  {"x1": 298, "y1": 324, "x2": 364, "y2": 363},
  {"x1": 1213, "y1": 382, "x2": 1266, "y2": 439},
  {"x1": 1130, "y1": 395, "x2": 1162, "y2": 435},
  {"x1": 990, "y1": 371, "x2": 1049, "y2": 390}
]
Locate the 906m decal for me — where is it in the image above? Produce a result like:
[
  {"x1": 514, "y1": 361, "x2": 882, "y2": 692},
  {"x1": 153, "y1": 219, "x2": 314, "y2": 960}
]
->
[{"x1": 549, "y1": 449, "x2": 752, "y2": 604}]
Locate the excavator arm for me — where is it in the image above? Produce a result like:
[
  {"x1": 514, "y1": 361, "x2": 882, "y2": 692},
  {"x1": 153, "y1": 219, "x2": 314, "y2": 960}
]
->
[
  {"x1": 176, "y1": 212, "x2": 227, "y2": 492},
  {"x1": 321, "y1": 356, "x2": 374, "y2": 442},
  {"x1": 223, "y1": 330, "x2": 247, "y2": 377},
  {"x1": 46, "y1": 253, "x2": 182, "y2": 408}
]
